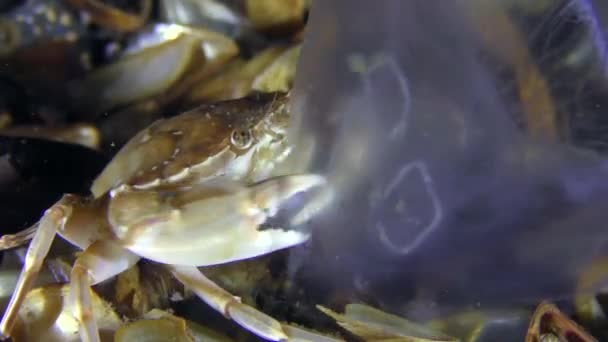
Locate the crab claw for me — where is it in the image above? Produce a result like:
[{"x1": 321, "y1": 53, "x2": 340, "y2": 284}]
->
[
  {"x1": 230, "y1": 173, "x2": 327, "y2": 258},
  {"x1": 235, "y1": 174, "x2": 325, "y2": 255},
  {"x1": 116, "y1": 173, "x2": 326, "y2": 267},
  {"x1": 246, "y1": 173, "x2": 327, "y2": 218}
]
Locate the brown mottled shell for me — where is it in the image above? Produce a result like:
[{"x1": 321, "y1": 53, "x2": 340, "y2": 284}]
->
[{"x1": 91, "y1": 92, "x2": 288, "y2": 198}]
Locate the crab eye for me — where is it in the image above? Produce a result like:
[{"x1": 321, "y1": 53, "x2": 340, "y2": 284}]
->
[{"x1": 230, "y1": 129, "x2": 253, "y2": 150}]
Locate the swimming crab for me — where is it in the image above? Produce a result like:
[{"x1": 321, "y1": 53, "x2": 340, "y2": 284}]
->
[{"x1": 0, "y1": 92, "x2": 325, "y2": 342}]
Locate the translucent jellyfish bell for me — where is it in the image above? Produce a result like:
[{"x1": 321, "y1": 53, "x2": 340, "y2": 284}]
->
[{"x1": 286, "y1": 0, "x2": 608, "y2": 316}]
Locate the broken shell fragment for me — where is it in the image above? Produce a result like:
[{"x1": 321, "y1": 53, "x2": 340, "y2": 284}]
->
[
  {"x1": 115, "y1": 309, "x2": 233, "y2": 342},
  {"x1": 318, "y1": 303, "x2": 457, "y2": 341},
  {"x1": 186, "y1": 45, "x2": 288, "y2": 103},
  {"x1": 245, "y1": 0, "x2": 308, "y2": 34},
  {"x1": 252, "y1": 44, "x2": 301, "y2": 93},
  {"x1": 0, "y1": 123, "x2": 101, "y2": 150}
]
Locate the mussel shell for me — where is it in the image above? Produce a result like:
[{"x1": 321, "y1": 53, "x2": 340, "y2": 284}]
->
[{"x1": 11, "y1": 284, "x2": 122, "y2": 342}]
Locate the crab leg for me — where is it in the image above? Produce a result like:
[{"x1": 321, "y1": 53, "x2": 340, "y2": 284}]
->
[
  {"x1": 68, "y1": 240, "x2": 140, "y2": 342},
  {"x1": 0, "y1": 222, "x2": 37, "y2": 250},
  {"x1": 169, "y1": 265, "x2": 288, "y2": 342},
  {"x1": 0, "y1": 197, "x2": 72, "y2": 339}
]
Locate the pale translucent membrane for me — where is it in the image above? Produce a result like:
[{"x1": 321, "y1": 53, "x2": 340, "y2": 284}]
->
[{"x1": 287, "y1": 0, "x2": 608, "y2": 319}]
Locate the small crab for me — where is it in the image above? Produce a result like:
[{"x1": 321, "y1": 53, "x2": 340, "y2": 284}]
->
[{"x1": 0, "y1": 92, "x2": 325, "y2": 342}]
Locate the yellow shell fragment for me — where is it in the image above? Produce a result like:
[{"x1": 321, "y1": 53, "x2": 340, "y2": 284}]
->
[
  {"x1": 114, "y1": 318, "x2": 193, "y2": 342},
  {"x1": 187, "y1": 46, "x2": 288, "y2": 102},
  {"x1": 0, "y1": 123, "x2": 102, "y2": 150},
  {"x1": 184, "y1": 320, "x2": 233, "y2": 342},
  {"x1": 252, "y1": 44, "x2": 301, "y2": 93},
  {"x1": 245, "y1": 0, "x2": 308, "y2": 32},
  {"x1": 426, "y1": 309, "x2": 532, "y2": 342},
  {"x1": 0, "y1": 112, "x2": 11, "y2": 129},
  {"x1": 318, "y1": 304, "x2": 457, "y2": 342},
  {"x1": 281, "y1": 323, "x2": 345, "y2": 342},
  {"x1": 114, "y1": 309, "x2": 232, "y2": 342},
  {"x1": 11, "y1": 284, "x2": 122, "y2": 342},
  {"x1": 470, "y1": 2, "x2": 558, "y2": 141},
  {"x1": 575, "y1": 257, "x2": 608, "y2": 324}
]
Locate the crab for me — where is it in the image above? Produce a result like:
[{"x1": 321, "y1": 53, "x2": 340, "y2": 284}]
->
[{"x1": 0, "y1": 92, "x2": 326, "y2": 342}]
